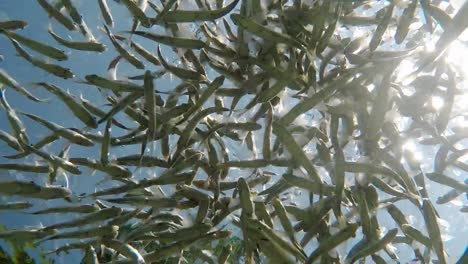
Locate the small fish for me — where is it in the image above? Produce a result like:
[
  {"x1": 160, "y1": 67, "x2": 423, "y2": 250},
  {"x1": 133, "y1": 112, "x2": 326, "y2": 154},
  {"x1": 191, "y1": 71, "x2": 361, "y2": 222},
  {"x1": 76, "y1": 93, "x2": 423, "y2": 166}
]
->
[
  {"x1": 33, "y1": 82, "x2": 97, "y2": 128},
  {"x1": 69, "y1": 157, "x2": 132, "y2": 178},
  {"x1": 437, "y1": 188, "x2": 462, "y2": 204},
  {"x1": 79, "y1": 96, "x2": 129, "y2": 130},
  {"x1": 0, "y1": 68, "x2": 47, "y2": 102},
  {"x1": 422, "y1": 199, "x2": 447, "y2": 264},
  {"x1": 114, "y1": 154, "x2": 168, "y2": 167},
  {"x1": 41, "y1": 225, "x2": 118, "y2": 242},
  {"x1": 36, "y1": 0, "x2": 76, "y2": 31},
  {"x1": 120, "y1": 0, "x2": 150, "y2": 28},
  {"x1": 273, "y1": 121, "x2": 322, "y2": 185},
  {"x1": 0, "y1": 129, "x2": 23, "y2": 152},
  {"x1": 10, "y1": 39, "x2": 74, "y2": 79},
  {"x1": 401, "y1": 224, "x2": 432, "y2": 247},
  {"x1": 98, "y1": 90, "x2": 143, "y2": 124},
  {"x1": 101, "y1": 117, "x2": 112, "y2": 165},
  {"x1": 61, "y1": 0, "x2": 95, "y2": 40},
  {"x1": 369, "y1": 3, "x2": 394, "y2": 51},
  {"x1": 0, "y1": 20, "x2": 27, "y2": 30},
  {"x1": 157, "y1": 46, "x2": 207, "y2": 82},
  {"x1": 83, "y1": 74, "x2": 143, "y2": 93},
  {"x1": 44, "y1": 207, "x2": 122, "y2": 230},
  {"x1": 180, "y1": 76, "x2": 224, "y2": 123},
  {"x1": 0, "y1": 89, "x2": 30, "y2": 144},
  {"x1": 0, "y1": 180, "x2": 70, "y2": 199},
  {"x1": 0, "y1": 28, "x2": 67, "y2": 61},
  {"x1": 175, "y1": 184, "x2": 212, "y2": 202},
  {"x1": 102, "y1": 239, "x2": 145, "y2": 264},
  {"x1": 20, "y1": 112, "x2": 94, "y2": 146},
  {"x1": 22, "y1": 144, "x2": 82, "y2": 175},
  {"x1": 154, "y1": 222, "x2": 213, "y2": 243},
  {"x1": 426, "y1": 172, "x2": 468, "y2": 193},
  {"x1": 246, "y1": 217, "x2": 307, "y2": 262},
  {"x1": 272, "y1": 198, "x2": 301, "y2": 250},
  {"x1": 151, "y1": 0, "x2": 240, "y2": 24},
  {"x1": 127, "y1": 40, "x2": 161, "y2": 66},
  {"x1": 48, "y1": 25, "x2": 106, "y2": 52},
  {"x1": 306, "y1": 223, "x2": 359, "y2": 264},
  {"x1": 230, "y1": 13, "x2": 311, "y2": 58},
  {"x1": 105, "y1": 197, "x2": 179, "y2": 208},
  {"x1": 81, "y1": 245, "x2": 98, "y2": 264},
  {"x1": 345, "y1": 228, "x2": 398, "y2": 264},
  {"x1": 129, "y1": 31, "x2": 207, "y2": 49},
  {"x1": 427, "y1": 4, "x2": 452, "y2": 29},
  {"x1": 278, "y1": 71, "x2": 354, "y2": 125},
  {"x1": 0, "y1": 228, "x2": 57, "y2": 242},
  {"x1": 0, "y1": 202, "x2": 32, "y2": 211},
  {"x1": 98, "y1": 0, "x2": 114, "y2": 27},
  {"x1": 29, "y1": 204, "x2": 99, "y2": 215},
  {"x1": 3, "y1": 132, "x2": 60, "y2": 160},
  {"x1": 44, "y1": 241, "x2": 92, "y2": 255},
  {"x1": 144, "y1": 70, "x2": 157, "y2": 139},
  {"x1": 394, "y1": 0, "x2": 418, "y2": 44},
  {"x1": 108, "y1": 208, "x2": 143, "y2": 226},
  {"x1": 102, "y1": 25, "x2": 144, "y2": 69}
]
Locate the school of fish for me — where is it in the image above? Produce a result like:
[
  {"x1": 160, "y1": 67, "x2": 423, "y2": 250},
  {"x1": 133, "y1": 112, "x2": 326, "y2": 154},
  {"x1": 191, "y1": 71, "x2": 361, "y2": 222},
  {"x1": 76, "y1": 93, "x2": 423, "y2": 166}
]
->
[{"x1": 0, "y1": 0, "x2": 467, "y2": 263}]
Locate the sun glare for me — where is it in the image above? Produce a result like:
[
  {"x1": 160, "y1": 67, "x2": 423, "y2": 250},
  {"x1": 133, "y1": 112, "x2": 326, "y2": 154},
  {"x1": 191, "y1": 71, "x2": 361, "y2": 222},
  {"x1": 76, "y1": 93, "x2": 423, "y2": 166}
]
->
[
  {"x1": 431, "y1": 96, "x2": 444, "y2": 111},
  {"x1": 447, "y1": 41, "x2": 468, "y2": 78}
]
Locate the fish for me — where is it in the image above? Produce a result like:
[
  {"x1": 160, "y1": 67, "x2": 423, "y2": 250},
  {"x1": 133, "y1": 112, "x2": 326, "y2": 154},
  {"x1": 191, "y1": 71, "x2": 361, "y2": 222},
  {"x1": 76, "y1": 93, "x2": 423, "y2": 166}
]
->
[
  {"x1": 394, "y1": 0, "x2": 418, "y2": 44},
  {"x1": 43, "y1": 207, "x2": 122, "y2": 230},
  {"x1": 69, "y1": 157, "x2": 132, "y2": 178},
  {"x1": 0, "y1": 68, "x2": 48, "y2": 102},
  {"x1": 0, "y1": 202, "x2": 33, "y2": 211},
  {"x1": 0, "y1": 20, "x2": 27, "y2": 30},
  {"x1": 128, "y1": 31, "x2": 207, "y2": 49},
  {"x1": 0, "y1": 129, "x2": 23, "y2": 152},
  {"x1": 407, "y1": 1, "x2": 468, "y2": 78},
  {"x1": 157, "y1": 46, "x2": 207, "y2": 82},
  {"x1": 0, "y1": 28, "x2": 67, "y2": 61},
  {"x1": 62, "y1": 0, "x2": 96, "y2": 41},
  {"x1": 102, "y1": 25, "x2": 145, "y2": 69},
  {"x1": 120, "y1": 0, "x2": 150, "y2": 28},
  {"x1": 98, "y1": 0, "x2": 114, "y2": 27},
  {"x1": 422, "y1": 199, "x2": 447, "y2": 264},
  {"x1": 0, "y1": 228, "x2": 57, "y2": 242},
  {"x1": 273, "y1": 121, "x2": 322, "y2": 185},
  {"x1": 0, "y1": 89, "x2": 30, "y2": 144},
  {"x1": 102, "y1": 239, "x2": 145, "y2": 264},
  {"x1": 9, "y1": 39, "x2": 74, "y2": 79},
  {"x1": 345, "y1": 228, "x2": 398, "y2": 264},
  {"x1": 33, "y1": 82, "x2": 97, "y2": 128},
  {"x1": 0, "y1": 180, "x2": 71, "y2": 199},
  {"x1": 21, "y1": 144, "x2": 82, "y2": 175},
  {"x1": 83, "y1": 74, "x2": 144, "y2": 93},
  {"x1": 151, "y1": 0, "x2": 240, "y2": 23},
  {"x1": 48, "y1": 25, "x2": 106, "y2": 52},
  {"x1": 20, "y1": 112, "x2": 94, "y2": 146},
  {"x1": 81, "y1": 245, "x2": 98, "y2": 264},
  {"x1": 29, "y1": 204, "x2": 99, "y2": 215},
  {"x1": 36, "y1": 0, "x2": 76, "y2": 31},
  {"x1": 369, "y1": 4, "x2": 394, "y2": 51},
  {"x1": 306, "y1": 223, "x2": 359, "y2": 263},
  {"x1": 40, "y1": 225, "x2": 119, "y2": 242}
]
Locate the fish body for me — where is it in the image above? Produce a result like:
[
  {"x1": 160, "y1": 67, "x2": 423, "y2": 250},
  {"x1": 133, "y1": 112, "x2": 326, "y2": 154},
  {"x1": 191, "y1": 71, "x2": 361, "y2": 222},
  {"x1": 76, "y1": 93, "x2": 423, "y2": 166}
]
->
[{"x1": 0, "y1": 28, "x2": 67, "y2": 60}]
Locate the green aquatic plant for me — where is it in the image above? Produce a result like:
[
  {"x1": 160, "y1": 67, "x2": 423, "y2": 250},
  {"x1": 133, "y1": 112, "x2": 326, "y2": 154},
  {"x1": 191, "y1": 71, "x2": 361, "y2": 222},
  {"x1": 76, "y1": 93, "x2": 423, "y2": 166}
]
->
[{"x1": 0, "y1": 0, "x2": 467, "y2": 263}]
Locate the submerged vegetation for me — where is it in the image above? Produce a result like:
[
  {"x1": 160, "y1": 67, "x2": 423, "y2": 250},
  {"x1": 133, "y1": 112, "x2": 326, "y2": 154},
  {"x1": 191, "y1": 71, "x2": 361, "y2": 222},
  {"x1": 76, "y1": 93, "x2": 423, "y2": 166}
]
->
[{"x1": 0, "y1": 0, "x2": 467, "y2": 263}]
